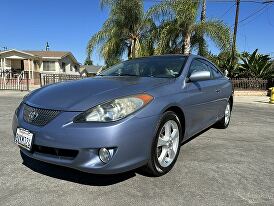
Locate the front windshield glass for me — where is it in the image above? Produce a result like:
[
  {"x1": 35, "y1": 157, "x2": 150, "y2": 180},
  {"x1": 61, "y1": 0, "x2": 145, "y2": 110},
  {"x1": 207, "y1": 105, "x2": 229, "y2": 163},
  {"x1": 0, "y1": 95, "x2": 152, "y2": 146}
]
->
[{"x1": 100, "y1": 56, "x2": 187, "y2": 78}]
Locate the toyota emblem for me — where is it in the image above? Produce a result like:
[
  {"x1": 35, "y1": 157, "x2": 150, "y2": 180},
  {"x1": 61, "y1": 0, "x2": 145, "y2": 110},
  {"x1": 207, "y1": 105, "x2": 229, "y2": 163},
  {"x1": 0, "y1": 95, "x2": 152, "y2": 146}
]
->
[{"x1": 29, "y1": 111, "x2": 39, "y2": 121}]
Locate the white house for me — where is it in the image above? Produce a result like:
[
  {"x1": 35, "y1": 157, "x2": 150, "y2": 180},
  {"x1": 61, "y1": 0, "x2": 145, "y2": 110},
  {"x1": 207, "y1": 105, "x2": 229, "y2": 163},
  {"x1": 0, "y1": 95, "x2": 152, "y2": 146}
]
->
[
  {"x1": 0, "y1": 49, "x2": 80, "y2": 85},
  {"x1": 79, "y1": 65, "x2": 103, "y2": 77}
]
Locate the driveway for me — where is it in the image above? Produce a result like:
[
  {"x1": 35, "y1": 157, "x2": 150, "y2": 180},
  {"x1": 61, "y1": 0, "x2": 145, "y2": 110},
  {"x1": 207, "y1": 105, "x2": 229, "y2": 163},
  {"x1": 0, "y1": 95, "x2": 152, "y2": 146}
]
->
[{"x1": 0, "y1": 93, "x2": 273, "y2": 206}]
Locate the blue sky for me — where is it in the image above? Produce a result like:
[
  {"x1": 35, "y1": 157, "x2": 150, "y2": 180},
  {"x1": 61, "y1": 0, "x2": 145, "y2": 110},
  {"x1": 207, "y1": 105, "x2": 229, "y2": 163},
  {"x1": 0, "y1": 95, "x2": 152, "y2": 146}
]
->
[{"x1": 1, "y1": 0, "x2": 274, "y2": 65}]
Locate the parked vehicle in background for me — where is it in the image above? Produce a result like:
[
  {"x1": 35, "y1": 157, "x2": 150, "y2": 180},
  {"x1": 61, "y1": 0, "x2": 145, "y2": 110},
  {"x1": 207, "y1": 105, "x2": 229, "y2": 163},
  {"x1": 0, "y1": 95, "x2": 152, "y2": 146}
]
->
[{"x1": 12, "y1": 54, "x2": 233, "y2": 176}]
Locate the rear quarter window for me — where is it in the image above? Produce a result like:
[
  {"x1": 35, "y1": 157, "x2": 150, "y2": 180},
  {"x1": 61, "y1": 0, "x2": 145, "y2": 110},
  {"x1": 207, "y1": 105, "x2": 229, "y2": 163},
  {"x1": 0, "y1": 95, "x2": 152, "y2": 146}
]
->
[{"x1": 207, "y1": 62, "x2": 224, "y2": 79}]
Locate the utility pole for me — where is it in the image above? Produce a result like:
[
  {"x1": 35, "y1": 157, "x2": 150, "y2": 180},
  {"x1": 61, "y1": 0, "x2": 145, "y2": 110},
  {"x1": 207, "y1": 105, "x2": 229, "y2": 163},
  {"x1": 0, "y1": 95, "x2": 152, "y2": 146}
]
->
[{"x1": 231, "y1": 0, "x2": 240, "y2": 73}]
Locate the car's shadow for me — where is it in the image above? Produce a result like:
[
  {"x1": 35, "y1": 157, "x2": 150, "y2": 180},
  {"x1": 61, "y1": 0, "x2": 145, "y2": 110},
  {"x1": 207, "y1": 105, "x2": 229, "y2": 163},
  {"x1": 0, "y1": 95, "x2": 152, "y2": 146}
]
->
[
  {"x1": 181, "y1": 126, "x2": 212, "y2": 146},
  {"x1": 21, "y1": 151, "x2": 137, "y2": 186}
]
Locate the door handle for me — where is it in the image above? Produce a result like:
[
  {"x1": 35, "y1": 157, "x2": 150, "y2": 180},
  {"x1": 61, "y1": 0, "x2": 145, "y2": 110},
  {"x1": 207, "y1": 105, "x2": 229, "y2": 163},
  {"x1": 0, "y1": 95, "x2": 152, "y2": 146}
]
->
[{"x1": 216, "y1": 89, "x2": 221, "y2": 93}]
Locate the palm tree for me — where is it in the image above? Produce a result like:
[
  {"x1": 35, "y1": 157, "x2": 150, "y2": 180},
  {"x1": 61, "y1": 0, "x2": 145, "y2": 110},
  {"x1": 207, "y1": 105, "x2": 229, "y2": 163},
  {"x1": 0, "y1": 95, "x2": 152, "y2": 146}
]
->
[
  {"x1": 208, "y1": 51, "x2": 240, "y2": 77},
  {"x1": 198, "y1": 0, "x2": 207, "y2": 56},
  {"x1": 148, "y1": 0, "x2": 231, "y2": 55},
  {"x1": 87, "y1": 0, "x2": 156, "y2": 66},
  {"x1": 84, "y1": 56, "x2": 93, "y2": 65}
]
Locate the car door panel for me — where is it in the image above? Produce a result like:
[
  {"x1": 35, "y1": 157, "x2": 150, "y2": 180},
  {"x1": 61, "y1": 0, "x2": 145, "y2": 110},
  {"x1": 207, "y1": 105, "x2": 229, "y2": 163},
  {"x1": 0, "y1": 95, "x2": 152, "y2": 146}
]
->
[
  {"x1": 206, "y1": 61, "x2": 233, "y2": 119},
  {"x1": 215, "y1": 78, "x2": 232, "y2": 119},
  {"x1": 181, "y1": 58, "x2": 227, "y2": 139},
  {"x1": 184, "y1": 79, "x2": 220, "y2": 138}
]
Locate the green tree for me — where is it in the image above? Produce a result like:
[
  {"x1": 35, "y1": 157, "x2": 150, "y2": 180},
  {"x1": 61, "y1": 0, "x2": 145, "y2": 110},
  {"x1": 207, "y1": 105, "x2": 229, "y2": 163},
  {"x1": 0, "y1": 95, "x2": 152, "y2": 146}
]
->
[
  {"x1": 208, "y1": 51, "x2": 240, "y2": 77},
  {"x1": 105, "y1": 57, "x2": 121, "y2": 68},
  {"x1": 148, "y1": 0, "x2": 231, "y2": 55},
  {"x1": 239, "y1": 49, "x2": 274, "y2": 79},
  {"x1": 84, "y1": 56, "x2": 93, "y2": 65},
  {"x1": 198, "y1": 0, "x2": 207, "y2": 56},
  {"x1": 87, "y1": 0, "x2": 156, "y2": 66}
]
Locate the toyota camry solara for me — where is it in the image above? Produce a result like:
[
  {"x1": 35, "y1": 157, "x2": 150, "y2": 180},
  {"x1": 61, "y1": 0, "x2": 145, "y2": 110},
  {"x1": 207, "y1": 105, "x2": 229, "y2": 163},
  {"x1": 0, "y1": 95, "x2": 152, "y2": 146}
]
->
[{"x1": 12, "y1": 54, "x2": 233, "y2": 176}]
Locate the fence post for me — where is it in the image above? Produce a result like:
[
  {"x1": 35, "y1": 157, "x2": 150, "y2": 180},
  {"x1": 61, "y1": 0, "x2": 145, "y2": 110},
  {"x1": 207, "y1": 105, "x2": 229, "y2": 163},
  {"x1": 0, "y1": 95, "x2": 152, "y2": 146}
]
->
[
  {"x1": 26, "y1": 72, "x2": 29, "y2": 91},
  {"x1": 39, "y1": 73, "x2": 42, "y2": 87},
  {"x1": 44, "y1": 75, "x2": 46, "y2": 86}
]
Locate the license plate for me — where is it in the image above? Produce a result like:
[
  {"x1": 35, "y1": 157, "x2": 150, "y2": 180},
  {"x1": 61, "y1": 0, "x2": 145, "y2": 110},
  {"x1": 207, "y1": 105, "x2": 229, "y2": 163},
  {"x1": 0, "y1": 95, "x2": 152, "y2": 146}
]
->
[{"x1": 14, "y1": 128, "x2": 34, "y2": 151}]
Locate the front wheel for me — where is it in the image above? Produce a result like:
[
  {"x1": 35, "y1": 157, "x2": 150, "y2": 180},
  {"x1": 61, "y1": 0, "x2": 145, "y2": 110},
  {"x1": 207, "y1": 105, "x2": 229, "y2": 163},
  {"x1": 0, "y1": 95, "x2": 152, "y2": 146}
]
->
[
  {"x1": 215, "y1": 101, "x2": 232, "y2": 129},
  {"x1": 145, "y1": 111, "x2": 182, "y2": 176}
]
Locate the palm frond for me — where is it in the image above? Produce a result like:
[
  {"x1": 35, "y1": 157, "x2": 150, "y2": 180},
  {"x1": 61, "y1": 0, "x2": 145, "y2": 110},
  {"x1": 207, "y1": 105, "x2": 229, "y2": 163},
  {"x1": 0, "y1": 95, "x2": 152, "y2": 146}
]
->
[
  {"x1": 147, "y1": 0, "x2": 175, "y2": 22},
  {"x1": 198, "y1": 20, "x2": 231, "y2": 51},
  {"x1": 156, "y1": 20, "x2": 181, "y2": 54}
]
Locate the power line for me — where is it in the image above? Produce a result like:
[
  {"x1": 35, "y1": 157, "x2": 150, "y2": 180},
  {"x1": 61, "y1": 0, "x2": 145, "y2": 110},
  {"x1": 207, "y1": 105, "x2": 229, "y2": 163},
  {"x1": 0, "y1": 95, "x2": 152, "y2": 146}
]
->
[
  {"x1": 219, "y1": 3, "x2": 236, "y2": 18},
  {"x1": 228, "y1": 2, "x2": 271, "y2": 28},
  {"x1": 206, "y1": 0, "x2": 272, "y2": 3},
  {"x1": 266, "y1": 3, "x2": 274, "y2": 27},
  {"x1": 238, "y1": 4, "x2": 270, "y2": 24},
  {"x1": 144, "y1": 0, "x2": 274, "y2": 4}
]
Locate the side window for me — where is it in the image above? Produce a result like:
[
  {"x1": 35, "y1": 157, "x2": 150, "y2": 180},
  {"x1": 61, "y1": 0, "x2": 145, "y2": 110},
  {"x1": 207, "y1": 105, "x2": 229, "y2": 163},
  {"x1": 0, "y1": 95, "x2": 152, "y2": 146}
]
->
[
  {"x1": 207, "y1": 62, "x2": 223, "y2": 79},
  {"x1": 188, "y1": 59, "x2": 212, "y2": 78}
]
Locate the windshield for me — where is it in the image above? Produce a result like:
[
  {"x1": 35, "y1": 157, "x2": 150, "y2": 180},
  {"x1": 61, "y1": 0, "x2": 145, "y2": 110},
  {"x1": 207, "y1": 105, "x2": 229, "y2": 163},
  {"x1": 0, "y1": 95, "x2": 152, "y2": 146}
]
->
[{"x1": 100, "y1": 56, "x2": 187, "y2": 78}]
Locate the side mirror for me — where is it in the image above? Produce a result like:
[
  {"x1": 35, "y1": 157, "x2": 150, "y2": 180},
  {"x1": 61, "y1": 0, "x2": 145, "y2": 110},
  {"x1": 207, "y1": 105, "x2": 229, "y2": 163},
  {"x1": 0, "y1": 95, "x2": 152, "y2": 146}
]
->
[{"x1": 188, "y1": 71, "x2": 211, "y2": 82}]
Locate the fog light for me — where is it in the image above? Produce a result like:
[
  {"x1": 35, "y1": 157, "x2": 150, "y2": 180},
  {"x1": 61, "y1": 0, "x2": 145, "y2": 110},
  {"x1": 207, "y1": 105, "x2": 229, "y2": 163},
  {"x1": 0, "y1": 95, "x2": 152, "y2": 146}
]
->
[{"x1": 99, "y1": 148, "x2": 111, "y2": 163}]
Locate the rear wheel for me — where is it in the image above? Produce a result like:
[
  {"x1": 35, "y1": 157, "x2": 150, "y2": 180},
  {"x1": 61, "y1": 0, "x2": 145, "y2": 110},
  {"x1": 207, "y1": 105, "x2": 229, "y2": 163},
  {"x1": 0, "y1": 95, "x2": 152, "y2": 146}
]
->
[
  {"x1": 215, "y1": 101, "x2": 231, "y2": 129},
  {"x1": 145, "y1": 111, "x2": 182, "y2": 176}
]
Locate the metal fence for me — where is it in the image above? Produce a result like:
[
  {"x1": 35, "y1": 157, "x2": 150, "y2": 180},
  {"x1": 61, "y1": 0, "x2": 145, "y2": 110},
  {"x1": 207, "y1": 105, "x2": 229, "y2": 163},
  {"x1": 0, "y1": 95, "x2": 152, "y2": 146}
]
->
[
  {"x1": 0, "y1": 71, "x2": 29, "y2": 91},
  {"x1": 40, "y1": 73, "x2": 84, "y2": 87},
  {"x1": 231, "y1": 78, "x2": 272, "y2": 90},
  {"x1": 267, "y1": 78, "x2": 274, "y2": 89}
]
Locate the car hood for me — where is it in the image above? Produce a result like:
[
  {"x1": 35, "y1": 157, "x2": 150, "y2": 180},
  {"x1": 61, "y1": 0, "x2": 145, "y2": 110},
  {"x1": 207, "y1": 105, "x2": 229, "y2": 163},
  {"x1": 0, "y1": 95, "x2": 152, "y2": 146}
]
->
[{"x1": 25, "y1": 76, "x2": 171, "y2": 111}]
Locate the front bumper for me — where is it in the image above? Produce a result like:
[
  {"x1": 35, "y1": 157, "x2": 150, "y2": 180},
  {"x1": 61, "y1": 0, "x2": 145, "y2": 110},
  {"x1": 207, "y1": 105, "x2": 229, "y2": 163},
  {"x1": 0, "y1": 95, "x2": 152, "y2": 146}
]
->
[{"x1": 12, "y1": 108, "x2": 160, "y2": 174}]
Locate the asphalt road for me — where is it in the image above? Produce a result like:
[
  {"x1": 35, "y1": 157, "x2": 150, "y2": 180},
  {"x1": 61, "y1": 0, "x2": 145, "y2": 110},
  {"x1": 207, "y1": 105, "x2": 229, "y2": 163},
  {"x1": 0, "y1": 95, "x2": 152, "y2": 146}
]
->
[{"x1": 0, "y1": 94, "x2": 273, "y2": 206}]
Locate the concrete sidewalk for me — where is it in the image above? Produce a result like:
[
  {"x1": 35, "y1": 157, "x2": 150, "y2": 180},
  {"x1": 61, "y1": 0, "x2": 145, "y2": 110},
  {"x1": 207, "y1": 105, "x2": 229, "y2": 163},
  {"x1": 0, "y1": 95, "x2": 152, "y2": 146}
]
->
[
  {"x1": 0, "y1": 90, "x2": 28, "y2": 97},
  {"x1": 234, "y1": 96, "x2": 273, "y2": 105}
]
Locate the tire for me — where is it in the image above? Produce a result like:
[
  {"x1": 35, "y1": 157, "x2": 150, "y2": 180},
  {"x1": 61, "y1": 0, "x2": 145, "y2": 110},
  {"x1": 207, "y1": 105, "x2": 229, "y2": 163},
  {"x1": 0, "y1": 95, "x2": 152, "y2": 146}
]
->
[
  {"x1": 145, "y1": 111, "x2": 182, "y2": 176},
  {"x1": 215, "y1": 101, "x2": 232, "y2": 129}
]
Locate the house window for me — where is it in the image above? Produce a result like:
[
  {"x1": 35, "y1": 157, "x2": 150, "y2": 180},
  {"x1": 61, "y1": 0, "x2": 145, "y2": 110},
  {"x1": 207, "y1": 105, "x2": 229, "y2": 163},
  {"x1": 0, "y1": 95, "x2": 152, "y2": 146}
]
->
[
  {"x1": 43, "y1": 61, "x2": 56, "y2": 71},
  {"x1": 61, "y1": 62, "x2": 66, "y2": 72},
  {"x1": 5, "y1": 59, "x2": 11, "y2": 67}
]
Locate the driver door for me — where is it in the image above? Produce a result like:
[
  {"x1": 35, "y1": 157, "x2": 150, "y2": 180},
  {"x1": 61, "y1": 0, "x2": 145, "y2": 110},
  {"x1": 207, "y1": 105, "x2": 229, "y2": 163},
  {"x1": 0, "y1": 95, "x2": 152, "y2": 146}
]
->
[{"x1": 184, "y1": 58, "x2": 220, "y2": 138}]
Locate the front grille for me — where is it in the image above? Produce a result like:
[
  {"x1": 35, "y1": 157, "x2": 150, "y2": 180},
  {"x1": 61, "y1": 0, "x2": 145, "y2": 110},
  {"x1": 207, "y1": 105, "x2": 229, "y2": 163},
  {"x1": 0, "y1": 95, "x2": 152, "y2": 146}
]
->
[
  {"x1": 32, "y1": 145, "x2": 78, "y2": 159},
  {"x1": 23, "y1": 104, "x2": 60, "y2": 126}
]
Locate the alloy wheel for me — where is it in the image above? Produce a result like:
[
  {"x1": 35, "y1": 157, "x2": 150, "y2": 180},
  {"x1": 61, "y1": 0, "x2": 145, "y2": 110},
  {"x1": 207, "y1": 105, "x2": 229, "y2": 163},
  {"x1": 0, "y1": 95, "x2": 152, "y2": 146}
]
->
[
  {"x1": 225, "y1": 102, "x2": 231, "y2": 125},
  {"x1": 157, "y1": 120, "x2": 180, "y2": 168}
]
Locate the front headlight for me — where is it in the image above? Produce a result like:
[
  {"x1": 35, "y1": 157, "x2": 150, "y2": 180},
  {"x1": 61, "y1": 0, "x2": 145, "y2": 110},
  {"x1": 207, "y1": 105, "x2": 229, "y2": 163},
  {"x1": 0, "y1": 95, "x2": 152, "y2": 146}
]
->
[
  {"x1": 74, "y1": 94, "x2": 153, "y2": 122},
  {"x1": 15, "y1": 102, "x2": 23, "y2": 117}
]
